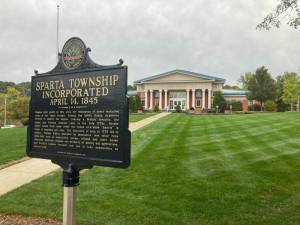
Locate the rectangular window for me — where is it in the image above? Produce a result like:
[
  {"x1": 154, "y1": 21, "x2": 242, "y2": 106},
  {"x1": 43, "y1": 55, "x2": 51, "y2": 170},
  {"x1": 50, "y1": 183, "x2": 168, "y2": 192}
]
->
[
  {"x1": 154, "y1": 91, "x2": 159, "y2": 98},
  {"x1": 196, "y1": 99, "x2": 202, "y2": 107},
  {"x1": 170, "y1": 100, "x2": 173, "y2": 109},
  {"x1": 182, "y1": 100, "x2": 186, "y2": 110},
  {"x1": 169, "y1": 91, "x2": 186, "y2": 98}
]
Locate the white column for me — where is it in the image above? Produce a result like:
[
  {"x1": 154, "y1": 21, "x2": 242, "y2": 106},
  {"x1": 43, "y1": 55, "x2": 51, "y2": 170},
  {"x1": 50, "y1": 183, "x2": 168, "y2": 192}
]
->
[
  {"x1": 208, "y1": 89, "x2": 212, "y2": 109},
  {"x1": 192, "y1": 89, "x2": 195, "y2": 108},
  {"x1": 164, "y1": 90, "x2": 168, "y2": 110},
  {"x1": 149, "y1": 90, "x2": 153, "y2": 110},
  {"x1": 144, "y1": 90, "x2": 148, "y2": 109},
  {"x1": 202, "y1": 89, "x2": 205, "y2": 109},
  {"x1": 159, "y1": 90, "x2": 163, "y2": 110},
  {"x1": 186, "y1": 89, "x2": 190, "y2": 110}
]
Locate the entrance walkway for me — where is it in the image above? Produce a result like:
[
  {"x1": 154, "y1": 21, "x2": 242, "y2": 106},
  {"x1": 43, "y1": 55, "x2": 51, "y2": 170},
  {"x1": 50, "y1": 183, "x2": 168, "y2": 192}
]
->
[
  {"x1": 129, "y1": 112, "x2": 170, "y2": 132},
  {"x1": 0, "y1": 112, "x2": 170, "y2": 196}
]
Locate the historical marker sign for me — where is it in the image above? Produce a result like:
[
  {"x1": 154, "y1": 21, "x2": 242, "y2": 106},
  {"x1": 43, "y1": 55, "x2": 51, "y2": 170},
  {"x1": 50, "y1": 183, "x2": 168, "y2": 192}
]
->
[{"x1": 27, "y1": 37, "x2": 130, "y2": 168}]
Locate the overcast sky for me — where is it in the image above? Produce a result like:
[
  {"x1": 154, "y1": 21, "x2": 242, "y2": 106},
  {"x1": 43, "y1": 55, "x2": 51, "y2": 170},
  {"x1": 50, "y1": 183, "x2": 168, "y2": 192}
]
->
[{"x1": 0, "y1": 0, "x2": 299, "y2": 85}]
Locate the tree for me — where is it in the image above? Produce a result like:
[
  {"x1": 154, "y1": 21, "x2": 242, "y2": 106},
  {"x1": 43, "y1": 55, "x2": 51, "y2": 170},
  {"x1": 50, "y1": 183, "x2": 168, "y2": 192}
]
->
[
  {"x1": 282, "y1": 72, "x2": 300, "y2": 111},
  {"x1": 135, "y1": 95, "x2": 142, "y2": 110},
  {"x1": 275, "y1": 75, "x2": 290, "y2": 111},
  {"x1": 5, "y1": 87, "x2": 30, "y2": 120},
  {"x1": 15, "y1": 82, "x2": 31, "y2": 96},
  {"x1": 0, "y1": 81, "x2": 15, "y2": 93},
  {"x1": 257, "y1": 0, "x2": 300, "y2": 30},
  {"x1": 0, "y1": 81, "x2": 31, "y2": 96},
  {"x1": 223, "y1": 85, "x2": 241, "y2": 90},
  {"x1": 241, "y1": 67, "x2": 276, "y2": 111},
  {"x1": 13, "y1": 95, "x2": 30, "y2": 119},
  {"x1": 239, "y1": 72, "x2": 254, "y2": 90},
  {"x1": 213, "y1": 91, "x2": 226, "y2": 113},
  {"x1": 128, "y1": 96, "x2": 137, "y2": 113}
]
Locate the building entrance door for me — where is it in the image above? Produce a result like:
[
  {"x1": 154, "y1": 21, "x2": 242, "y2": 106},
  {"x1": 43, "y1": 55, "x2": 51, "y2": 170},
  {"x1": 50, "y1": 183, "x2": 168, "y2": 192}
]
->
[{"x1": 169, "y1": 91, "x2": 186, "y2": 110}]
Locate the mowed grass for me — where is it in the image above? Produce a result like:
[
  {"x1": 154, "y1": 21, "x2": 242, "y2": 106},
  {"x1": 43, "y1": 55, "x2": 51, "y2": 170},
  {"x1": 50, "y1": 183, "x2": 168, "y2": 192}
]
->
[
  {"x1": 1, "y1": 113, "x2": 300, "y2": 225},
  {"x1": 129, "y1": 112, "x2": 158, "y2": 122},
  {"x1": 0, "y1": 128, "x2": 26, "y2": 165}
]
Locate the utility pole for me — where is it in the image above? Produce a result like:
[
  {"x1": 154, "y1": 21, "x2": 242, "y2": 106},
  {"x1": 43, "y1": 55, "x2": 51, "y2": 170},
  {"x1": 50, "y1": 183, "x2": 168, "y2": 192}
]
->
[{"x1": 4, "y1": 95, "x2": 7, "y2": 127}]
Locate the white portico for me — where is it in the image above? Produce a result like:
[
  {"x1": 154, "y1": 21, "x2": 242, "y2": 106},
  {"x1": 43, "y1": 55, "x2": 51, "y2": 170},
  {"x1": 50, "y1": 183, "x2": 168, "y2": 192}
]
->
[{"x1": 134, "y1": 69, "x2": 226, "y2": 111}]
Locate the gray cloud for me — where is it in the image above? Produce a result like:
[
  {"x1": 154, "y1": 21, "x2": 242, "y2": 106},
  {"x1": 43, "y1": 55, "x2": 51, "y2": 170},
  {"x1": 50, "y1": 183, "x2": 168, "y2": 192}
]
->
[{"x1": 0, "y1": 0, "x2": 299, "y2": 85}]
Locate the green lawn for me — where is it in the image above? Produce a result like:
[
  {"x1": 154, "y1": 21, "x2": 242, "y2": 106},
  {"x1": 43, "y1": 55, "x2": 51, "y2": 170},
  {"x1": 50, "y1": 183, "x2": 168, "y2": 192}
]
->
[
  {"x1": 0, "y1": 128, "x2": 26, "y2": 165},
  {"x1": 1, "y1": 113, "x2": 300, "y2": 225},
  {"x1": 129, "y1": 112, "x2": 158, "y2": 122}
]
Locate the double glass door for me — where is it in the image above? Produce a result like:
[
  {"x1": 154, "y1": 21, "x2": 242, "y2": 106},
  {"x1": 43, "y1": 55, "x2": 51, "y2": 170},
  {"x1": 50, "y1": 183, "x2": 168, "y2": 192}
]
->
[
  {"x1": 170, "y1": 99, "x2": 186, "y2": 110},
  {"x1": 168, "y1": 91, "x2": 187, "y2": 110}
]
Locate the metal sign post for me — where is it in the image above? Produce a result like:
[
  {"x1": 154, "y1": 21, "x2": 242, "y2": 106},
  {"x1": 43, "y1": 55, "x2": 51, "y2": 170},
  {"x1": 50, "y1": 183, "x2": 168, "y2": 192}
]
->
[
  {"x1": 62, "y1": 164, "x2": 79, "y2": 225},
  {"x1": 63, "y1": 187, "x2": 76, "y2": 225}
]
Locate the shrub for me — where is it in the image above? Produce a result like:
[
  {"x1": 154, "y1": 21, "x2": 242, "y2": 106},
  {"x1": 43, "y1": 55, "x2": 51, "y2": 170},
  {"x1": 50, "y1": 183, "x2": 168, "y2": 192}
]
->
[
  {"x1": 264, "y1": 100, "x2": 277, "y2": 112},
  {"x1": 175, "y1": 105, "x2": 181, "y2": 113},
  {"x1": 153, "y1": 104, "x2": 159, "y2": 112},
  {"x1": 21, "y1": 118, "x2": 29, "y2": 126}
]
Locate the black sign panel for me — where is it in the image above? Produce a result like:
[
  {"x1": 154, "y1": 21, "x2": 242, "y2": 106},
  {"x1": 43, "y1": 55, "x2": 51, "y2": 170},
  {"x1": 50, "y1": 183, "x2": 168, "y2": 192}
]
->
[{"x1": 27, "y1": 38, "x2": 130, "y2": 168}]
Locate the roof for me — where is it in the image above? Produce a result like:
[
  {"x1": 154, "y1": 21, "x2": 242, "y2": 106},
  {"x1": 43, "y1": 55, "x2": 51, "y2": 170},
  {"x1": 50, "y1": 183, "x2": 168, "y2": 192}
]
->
[
  {"x1": 134, "y1": 69, "x2": 226, "y2": 84},
  {"x1": 127, "y1": 89, "x2": 248, "y2": 97},
  {"x1": 222, "y1": 89, "x2": 247, "y2": 96}
]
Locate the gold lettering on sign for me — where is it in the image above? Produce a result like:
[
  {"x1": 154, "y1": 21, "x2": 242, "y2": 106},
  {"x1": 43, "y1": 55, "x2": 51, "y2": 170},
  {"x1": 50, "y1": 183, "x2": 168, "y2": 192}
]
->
[{"x1": 35, "y1": 75, "x2": 120, "y2": 106}]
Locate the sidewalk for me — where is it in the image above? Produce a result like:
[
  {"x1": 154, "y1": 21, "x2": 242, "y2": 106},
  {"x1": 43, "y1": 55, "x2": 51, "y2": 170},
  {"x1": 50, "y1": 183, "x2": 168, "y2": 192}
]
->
[
  {"x1": 0, "y1": 112, "x2": 170, "y2": 196},
  {"x1": 129, "y1": 112, "x2": 170, "y2": 132}
]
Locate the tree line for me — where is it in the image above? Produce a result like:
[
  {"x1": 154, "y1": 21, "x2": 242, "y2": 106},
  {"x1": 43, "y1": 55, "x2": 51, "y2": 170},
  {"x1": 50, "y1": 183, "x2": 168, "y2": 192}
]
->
[
  {"x1": 0, "y1": 81, "x2": 31, "y2": 126},
  {"x1": 0, "y1": 81, "x2": 31, "y2": 96},
  {"x1": 0, "y1": 86, "x2": 30, "y2": 126},
  {"x1": 239, "y1": 66, "x2": 300, "y2": 112}
]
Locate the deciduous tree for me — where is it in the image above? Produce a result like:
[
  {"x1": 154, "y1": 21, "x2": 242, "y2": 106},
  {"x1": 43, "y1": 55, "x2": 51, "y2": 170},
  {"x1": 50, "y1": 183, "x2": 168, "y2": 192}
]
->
[
  {"x1": 275, "y1": 75, "x2": 290, "y2": 111},
  {"x1": 240, "y1": 67, "x2": 276, "y2": 111},
  {"x1": 223, "y1": 85, "x2": 241, "y2": 90},
  {"x1": 282, "y1": 72, "x2": 300, "y2": 111},
  {"x1": 5, "y1": 87, "x2": 30, "y2": 120},
  {"x1": 257, "y1": 0, "x2": 300, "y2": 30}
]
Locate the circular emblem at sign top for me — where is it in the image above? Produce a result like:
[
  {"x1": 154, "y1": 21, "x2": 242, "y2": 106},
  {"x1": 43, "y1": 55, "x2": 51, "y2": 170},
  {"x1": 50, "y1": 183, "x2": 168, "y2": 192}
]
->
[{"x1": 62, "y1": 37, "x2": 86, "y2": 70}]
